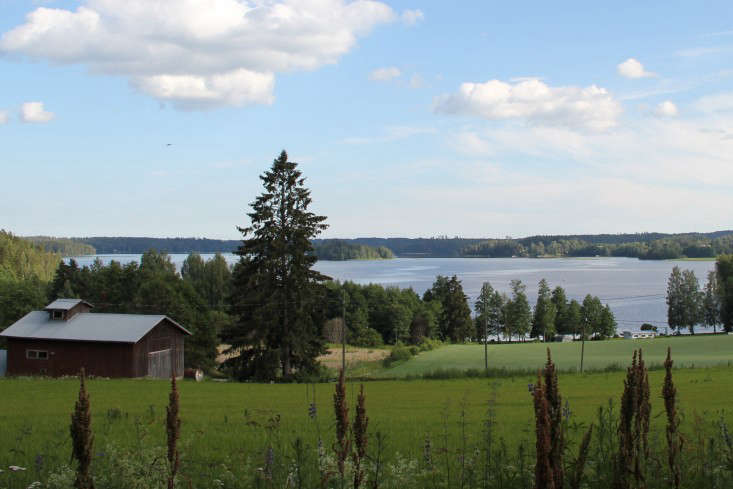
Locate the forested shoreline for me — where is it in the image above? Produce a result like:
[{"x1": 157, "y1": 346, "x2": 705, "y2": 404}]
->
[{"x1": 19, "y1": 230, "x2": 733, "y2": 260}]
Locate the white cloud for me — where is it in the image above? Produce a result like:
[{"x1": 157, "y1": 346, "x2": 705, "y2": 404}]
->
[
  {"x1": 617, "y1": 58, "x2": 656, "y2": 79},
  {"x1": 434, "y1": 78, "x2": 622, "y2": 131},
  {"x1": 695, "y1": 92, "x2": 733, "y2": 113},
  {"x1": 1, "y1": 0, "x2": 395, "y2": 109},
  {"x1": 654, "y1": 100, "x2": 678, "y2": 117},
  {"x1": 0, "y1": 110, "x2": 8, "y2": 124},
  {"x1": 20, "y1": 101, "x2": 54, "y2": 123},
  {"x1": 409, "y1": 73, "x2": 424, "y2": 88},
  {"x1": 401, "y1": 9, "x2": 424, "y2": 25},
  {"x1": 369, "y1": 66, "x2": 401, "y2": 81},
  {"x1": 676, "y1": 46, "x2": 732, "y2": 57},
  {"x1": 344, "y1": 125, "x2": 436, "y2": 144}
]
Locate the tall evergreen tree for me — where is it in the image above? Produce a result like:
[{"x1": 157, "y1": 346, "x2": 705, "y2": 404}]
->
[
  {"x1": 531, "y1": 279, "x2": 556, "y2": 341},
  {"x1": 225, "y1": 150, "x2": 329, "y2": 380},
  {"x1": 550, "y1": 286, "x2": 569, "y2": 334}
]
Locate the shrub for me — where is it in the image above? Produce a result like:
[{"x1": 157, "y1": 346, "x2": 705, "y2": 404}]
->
[
  {"x1": 383, "y1": 344, "x2": 416, "y2": 367},
  {"x1": 350, "y1": 327, "x2": 384, "y2": 348}
]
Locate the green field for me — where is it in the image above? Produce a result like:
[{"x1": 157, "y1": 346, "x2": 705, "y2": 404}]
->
[
  {"x1": 1, "y1": 362, "x2": 732, "y2": 487},
  {"x1": 379, "y1": 335, "x2": 733, "y2": 378}
]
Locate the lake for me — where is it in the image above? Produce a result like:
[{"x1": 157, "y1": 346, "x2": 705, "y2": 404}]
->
[{"x1": 68, "y1": 254, "x2": 717, "y2": 332}]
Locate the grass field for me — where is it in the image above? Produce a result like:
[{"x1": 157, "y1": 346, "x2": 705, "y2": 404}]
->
[
  {"x1": 379, "y1": 335, "x2": 733, "y2": 378},
  {"x1": 1, "y1": 362, "x2": 732, "y2": 487}
]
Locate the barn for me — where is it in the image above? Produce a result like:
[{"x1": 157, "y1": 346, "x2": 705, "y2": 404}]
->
[{"x1": 0, "y1": 298, "x2": 191, "y2": 378}]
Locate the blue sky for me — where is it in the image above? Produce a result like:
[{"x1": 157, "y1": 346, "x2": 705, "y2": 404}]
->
[{"x1": 1, "y1": 0, "x2": 732, "y2": 239}]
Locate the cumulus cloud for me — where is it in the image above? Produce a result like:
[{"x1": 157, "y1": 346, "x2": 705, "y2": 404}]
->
[
  {"x1": 654, "y1": 100, "x2": 678, "y2": 117},
  {"x1": 369, "y1": 66, "x2": 401, "y2": 81},
  {"x1": 617, "y1": 58, "x2": 655, "y2": 79},
  {"x1": 401, "y1": 9, "x2": 424, "y2": 25},
  {"x1": 434, "y1": 78, "x2": 622, "y2": 131},
  {"x1": 0, "y1": 110, "x2": 8, "y2": 124},
  {"x1": 1, "y1": 0, "x2": 395, "y2": 109},
  {"x1": 20, "y1": 102, "x2": 54, "y2": 123}
]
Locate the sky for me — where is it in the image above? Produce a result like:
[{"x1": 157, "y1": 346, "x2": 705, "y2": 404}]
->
[{"x1": 1, "y1": 0, "x2": 732, "y2": 240}]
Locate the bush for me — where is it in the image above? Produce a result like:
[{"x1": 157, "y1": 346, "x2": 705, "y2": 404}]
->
[
  {"x1": 350, "y1": 327, "x2": 384, "y2": 348},
  {"x1": 383, "y1": 344, "x2": 416, "y2": 367},
  {"x1": 418, "y1": 337, "x2": 443, "y2": 352}
]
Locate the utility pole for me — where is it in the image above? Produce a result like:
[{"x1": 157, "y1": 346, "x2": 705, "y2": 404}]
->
[{"x1": 341, "y1": 288, "x2": 346, "y2": 373}]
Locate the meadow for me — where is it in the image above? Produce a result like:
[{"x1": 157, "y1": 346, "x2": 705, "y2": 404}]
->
[
  {"x1": 1, "y1": 357, "x2": 733, "y2": 488},
  {"x1": 378, "y1": 334, "x2": 733, "y2": 378}
]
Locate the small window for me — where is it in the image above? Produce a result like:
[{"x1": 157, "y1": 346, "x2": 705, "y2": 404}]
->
[
  {"x1": 52, "y1": 310, "x2": 63, "y2": 320},
  {"x1": 26, "y1": 349, "x2": 48, "y2": 360}
]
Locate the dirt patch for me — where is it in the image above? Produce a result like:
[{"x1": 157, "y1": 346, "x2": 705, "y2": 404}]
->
[
  {"x1": 217, "y1": 345, "x2": 389, "y2": 368},
  {"x1": 317, "y1": 347, "x2": 389, "y2": 368}
]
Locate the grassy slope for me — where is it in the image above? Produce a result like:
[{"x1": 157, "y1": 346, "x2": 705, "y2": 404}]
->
[
  {"x1": 1, "y1": 366, "x2": 732, "y2": 486},
  {"x1": 382, "y1": 335, "x2": 733, "y2": 377}
]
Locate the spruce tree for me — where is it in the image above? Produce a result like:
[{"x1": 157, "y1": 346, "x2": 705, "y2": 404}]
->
[{"x1": 225, "y1": 150, "x2": 329, "y2": 380}]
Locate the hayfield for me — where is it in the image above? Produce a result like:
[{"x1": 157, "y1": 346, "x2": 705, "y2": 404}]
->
[
  {"x1": 1, "y1": 361, "x2": 732, "y2": 487},
  {"x1": 379, "y1": 334, "x2": 733, "y2": 378}
]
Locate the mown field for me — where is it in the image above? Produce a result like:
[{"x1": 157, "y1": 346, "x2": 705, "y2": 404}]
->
[
  {"x1": 1, "y1": 361, "x2": 732, "y2": 487},
  {"x1": 379, "y1": 334, "x2": 733, "y2": 378}
]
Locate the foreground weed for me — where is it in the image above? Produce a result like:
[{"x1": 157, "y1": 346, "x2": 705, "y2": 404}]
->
[{"x1": 70, "y1": 368, "x2": 95, "y2": 489}]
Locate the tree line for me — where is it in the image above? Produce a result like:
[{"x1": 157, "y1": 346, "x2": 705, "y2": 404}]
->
[
  {"x1": 462, "y1": 234, "x2": 733, "y2": 259},
  {"x1": 23, "y1": 236, "x2": 96, "y2": 257},
  {"x1": 0, "y1": 230, "x2": 60, "y2": 335},
  {"x1": 666, "y1": 256, "x2": 733, "y2": 334}
]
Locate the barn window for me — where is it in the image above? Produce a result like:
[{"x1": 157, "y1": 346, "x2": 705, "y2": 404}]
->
[
  {"x1": 26, "y1": 350, "x2": 48, "y2": 360},
  {"x1": 52, "y1": 310, "x2": 63, "y2": 320}
]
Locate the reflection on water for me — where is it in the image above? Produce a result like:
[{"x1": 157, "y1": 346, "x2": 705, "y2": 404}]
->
[{"x1": 68, "y1": 255, "x2": 716, "y2": 332}]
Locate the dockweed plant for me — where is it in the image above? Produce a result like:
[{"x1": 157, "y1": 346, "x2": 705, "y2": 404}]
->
[
  {"x1": 662, "y1": 348, "x2": 682, "y2": 489},
  {"x1": 533, "y1": 349, "x2": 565, "y2": 489},
  {"x1": 614, "y1": 349, "x2": 651, "y2": 489},
  {"x1": 70, "y1": 368, "x2": 95, "y2": 489},
  {"x1": 166, "y1": 373, "x2": 181, "y2": 489},
  {"x1": 333, "y1": 369, "x2": 351, "y2": 485},
  {"x1": 352, "y1": 384, "x2": 368, "y2": 489}
]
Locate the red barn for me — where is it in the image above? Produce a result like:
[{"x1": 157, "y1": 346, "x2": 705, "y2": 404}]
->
[{"x1": 0, "y1": 299, "x2": 191, "y2": 378}]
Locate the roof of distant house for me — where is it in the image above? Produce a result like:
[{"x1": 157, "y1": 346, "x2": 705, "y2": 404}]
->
[
  {"x1": 0, "y1": 307, "x2": 191, "y2": 343},
  {"x1": 44, "y1": 298, "x2": 94, "y2": 311}
]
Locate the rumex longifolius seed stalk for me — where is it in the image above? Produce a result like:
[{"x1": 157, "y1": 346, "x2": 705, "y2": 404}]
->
[
  {"x1": 333, "y1": 369, "x2": 350, "y2": 481},
  {"x1": 663, "y1": 348, "x2": 682, "y2": 489},
  {"x1": 166, "y1": 372, "x2": 181, "y2": 489},
  {"x1": 70, "y1": 368, "x2": 95, "y2": 489}
]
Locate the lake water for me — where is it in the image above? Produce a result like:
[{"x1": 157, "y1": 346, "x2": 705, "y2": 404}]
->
[{"x1": 68, "y1": 254, "x2": 717, "y2": 332}]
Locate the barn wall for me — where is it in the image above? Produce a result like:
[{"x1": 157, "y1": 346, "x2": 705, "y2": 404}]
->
[
  {"x1": 6, "y1": 338, "x2": 134, "y2": 377},
  {"x1": 132, "y1": 320, "x2": 185, "y2": 377}
]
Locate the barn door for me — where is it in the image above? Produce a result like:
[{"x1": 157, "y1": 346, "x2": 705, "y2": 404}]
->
[{"x1": 147, "y1": 349, "x2": 172, "y2": 379}]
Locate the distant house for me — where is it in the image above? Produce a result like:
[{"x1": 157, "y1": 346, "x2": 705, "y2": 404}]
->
[
  {"x1": 554, "y1": 334, "x2": 574, "y2": 343},
  {"x1": 622, "y1": 330, "x2": 656, "y2": 340},
  {"x1": 0, "y1": 299, "x2": 191, "y2": 378}
]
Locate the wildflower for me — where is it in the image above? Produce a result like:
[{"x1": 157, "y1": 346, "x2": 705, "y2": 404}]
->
[
  {"x1": 528, "y1": 383, "x2": 535, "y2": 393},
  {"x1": 9, "y1": 465, "x2": 27, "y2": 471},
  {"x1": 563, "y1": 399, "x2": 572, "y2": 422},
  {"x1": 308, "y1": 402, "x2": 317, "y2": 419}
]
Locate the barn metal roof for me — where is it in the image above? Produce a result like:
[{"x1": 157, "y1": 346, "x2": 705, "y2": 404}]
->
[
  {"x1": 44, "y1": 298, "x2": 94, "y2": 311},
  {"x1": 0, "y1": 311, "x2": 191, "y2": 343}
]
